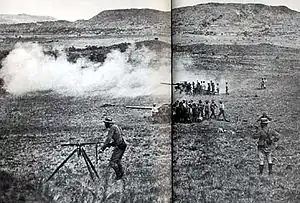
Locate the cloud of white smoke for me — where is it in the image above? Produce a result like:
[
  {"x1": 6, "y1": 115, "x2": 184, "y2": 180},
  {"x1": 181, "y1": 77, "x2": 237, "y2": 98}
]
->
[{"x1": 0, "y1": 43, "x2": 171, "y2": 97}]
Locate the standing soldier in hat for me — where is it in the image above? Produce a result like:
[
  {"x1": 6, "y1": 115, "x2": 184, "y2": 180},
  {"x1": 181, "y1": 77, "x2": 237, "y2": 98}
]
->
[
  {"x1": 151, "y1": 103, "x2": 159, "y2": 117},
  {"x1": 261, "y1": 78, "x2": 266, "y2": 89},
  {"x1": 101, "y1": 118, "x2": 127, "y2": 180},
  {"x1": 199, "y1": 100, "x2": 204, "y2": 118},
  {"x1": 252, "y1": 118, "x2": 280, "y2": 175},
  {"x1": 204, "y1": 100, "x2": 210, "y2": 119},
  {"x1": 218, "y1": 101, "x2": 229, "y2": 122},
  {"x1": 210, "y1": 99, "x2": 218, "y2": 119},
  {"x1": 225, "y1": 82, "x2": 229, "y2": 95},
  {"x1": 202, "y1": 81, "x2": 207, "y2": 94},
  {"x1": 207, "y1": 82, "x2": 211, "y2": 95},
  {"x1": 211, "y1": 81, "x2": 215, "y2": 95}
]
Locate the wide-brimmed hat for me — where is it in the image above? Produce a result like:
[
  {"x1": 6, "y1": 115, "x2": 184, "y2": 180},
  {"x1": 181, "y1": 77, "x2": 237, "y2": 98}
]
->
[
  {"x1": 260, "y1": 118, "x2": 270, "y2": 124},
  {"x1": 103, "y1": 117, "x2": 114, "y2": 124}
]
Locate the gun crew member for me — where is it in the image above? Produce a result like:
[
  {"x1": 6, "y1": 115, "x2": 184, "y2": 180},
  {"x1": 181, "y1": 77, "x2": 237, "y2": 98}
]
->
[{"x1": 101, "y1": 118, "x2": 127, "y2": 180}]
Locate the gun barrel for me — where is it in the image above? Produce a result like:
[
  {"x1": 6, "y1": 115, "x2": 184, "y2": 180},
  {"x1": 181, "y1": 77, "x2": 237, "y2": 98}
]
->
[
  {"x1": 125, "y1": 106, "x2": 153, "y2": 110},
  {"x1": 61, "y1": 142, "x2": 99, "y2": 147},
  {"x1": 160, "y1": 82, "x2": 179, "y2": 85}
]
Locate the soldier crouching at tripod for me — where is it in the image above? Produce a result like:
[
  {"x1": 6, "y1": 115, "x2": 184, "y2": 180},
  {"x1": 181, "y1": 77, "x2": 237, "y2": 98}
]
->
[
  {"x1": 252, "y1": 118, "x2": 280, "y2": 175},
  {"x1": 100, "y1": 118, "x2": 127, "y2": 180}
]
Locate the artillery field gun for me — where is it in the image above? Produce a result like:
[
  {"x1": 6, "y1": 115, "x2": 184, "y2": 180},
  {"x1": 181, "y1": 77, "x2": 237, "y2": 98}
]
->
[
  {"x1": 161, "y1": 82, "x2": 185, "y2": 92},
  {"x1": 126, "y1": 103, "x2": 171, "y2": 123}
]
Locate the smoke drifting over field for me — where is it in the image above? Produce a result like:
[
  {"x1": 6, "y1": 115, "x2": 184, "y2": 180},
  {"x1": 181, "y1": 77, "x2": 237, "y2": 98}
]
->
[
  {"x1": 0, "y1": 43, "x2": 170, "y2": 97},
  {"x1": 174, "y1": 57, "x2": 233, "y2": 93}
]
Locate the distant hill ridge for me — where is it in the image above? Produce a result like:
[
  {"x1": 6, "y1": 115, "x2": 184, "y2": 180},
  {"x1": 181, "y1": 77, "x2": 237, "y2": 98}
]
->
[
  {"x1": 0, "y1": 14, "x2": 56, "y2": 24},
  {"x1": 172, "y1": 3, "x2": 300, "y2": 37},
  {"x1": 0, "y1": 8, "x2": 170, "y2": 35},
  {"x1": 79, "y1": 8, "x2": 170, "y2": 28},
  {"x1": 176, "y1": 3, "x2": 298, "y2": 13}
]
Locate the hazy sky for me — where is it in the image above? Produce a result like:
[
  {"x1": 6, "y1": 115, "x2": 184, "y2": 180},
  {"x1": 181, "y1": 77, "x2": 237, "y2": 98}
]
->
[
  {"x1": 173, "y1": 0, "x2": 300, "y2": 11},
  {"x1": 1, "y1": 1, "x2": 299, "y2": 21},
  {"x1": 0, "y1": 0, "x2": 170, "y2": 21}
]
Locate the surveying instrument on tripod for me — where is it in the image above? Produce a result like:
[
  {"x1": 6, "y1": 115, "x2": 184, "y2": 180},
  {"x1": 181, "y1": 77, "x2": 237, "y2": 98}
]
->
[{"x1": 46, "y1": 142, "x2": 100, "y2": 182}]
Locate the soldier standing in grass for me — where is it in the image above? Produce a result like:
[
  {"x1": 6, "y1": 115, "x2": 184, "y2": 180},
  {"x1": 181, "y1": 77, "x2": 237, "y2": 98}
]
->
[
  {"x1": 252, "y1": 118, "x2": 280, "y2": 175},
  {"x1": 261, "y1": 78, "x2": 266, "y2": 89},
  {"x1": 199, "y1": 100, "x2": 204, "y2": 118},
  {"x1": 210, "y1": 99, "x2": 218, "y2": 119},
  {"x1": 151, "y1": 103, "x2": 159, "y2": 117},
  {"x1": 101, "y1": 118, "x2": 127, "y2": 180},
  {"x1": 225, "y1": 82, "x2": 229, "y2": 95},
  {"x1": 204, "y1": 100, "x2": 210, "y2": 119},
  {"x1": 202, "y1": 81, "x2": 206, "y2": 94},
  {"x1": 207, "y1": 82, "x2": 211, "y2": 95},
  {"x1": 217, "y1": 101, "x2": 229, "y2": 122},
  {"x1": 211, "y1": 81, "x2": 215, "y2": 94}
]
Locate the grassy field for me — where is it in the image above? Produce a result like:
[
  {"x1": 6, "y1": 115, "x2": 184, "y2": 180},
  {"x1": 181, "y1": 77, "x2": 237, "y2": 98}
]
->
[
  {"x1": 0, "y1": 35, "x2": 171, "y2": 51},
  {"x1": 173, "y1": 43, "x2": 300, "y2": 202},
  {"x1": 0, "y1": 93, "x2": 171, "y2": 202}
]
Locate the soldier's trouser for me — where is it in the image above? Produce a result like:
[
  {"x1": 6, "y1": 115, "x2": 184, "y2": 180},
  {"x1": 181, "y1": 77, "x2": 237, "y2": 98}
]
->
[
  {"x1": 218, "y1": 110, "x2": 226, "y2": 120},
  {"x1": 205, "y1": 110, "x2": 209, "y2": 119},
  {"x1": 258, "y1": 149, "x2": 272, "y2": 165},
  {"x1": 210, "y1": 110, "x2": 216, "y2": 118},
  {"x1": 109, "y1": 145, "x2": 126, "y2": 177}
]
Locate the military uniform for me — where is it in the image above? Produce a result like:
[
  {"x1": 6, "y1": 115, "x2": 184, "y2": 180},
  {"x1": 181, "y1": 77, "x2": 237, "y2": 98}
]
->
[
  {"x1": 218, "y1": 101, "x2": 227, "y2": 121},
  {"x1": 199, "y1": 100, "x2": 204, "y2": 118},
  {"x1": 204, "y1": 101, "x2": 210, "y2": 119},
  {"x1": 102, "y1": 119, "x2": 127, "y2": 180},
  {"x1": 210, "y1": 101, "x2": 217, "y2": 119},
  {"x1": 253, "y1": 120, "x2": 280, "y2": 175},
  {"x1": 225, "y1": 82, "x2": 229, "y2": 95}
]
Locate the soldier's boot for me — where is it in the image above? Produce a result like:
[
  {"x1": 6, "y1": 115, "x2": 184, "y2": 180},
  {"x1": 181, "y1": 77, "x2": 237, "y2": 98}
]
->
[
  {"x1": 110, "y1": 163, "x2": 120, "y2": 180},
  {"x1": 259, "y1": 165, "x2": 264, "y2": 175},
  {"x1": 268, "y1": 163, "x2": 273, "y2": 175},
  {"x1": 114, "y1": 164, "x2": 124, "y2": 180},
  {"x1": 118, "y1": 164, "x2": 124, "y2": 178}
]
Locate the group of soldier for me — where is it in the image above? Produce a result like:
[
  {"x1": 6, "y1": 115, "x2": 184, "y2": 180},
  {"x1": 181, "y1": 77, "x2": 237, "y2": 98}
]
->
[
  {"x1": 261, "y1": 78, "x2": 267, "y2": 89},
  {"x1": 99, "y1": 113, "x2": 280, "y2": 181},
  {"x1": 75, "y1": 75, "x2": 274, "y2": 182},
  {"x1": 174, "y1": 80, "x2": 229, "y2": 96},
  {"x1": 84, "y1": 76, "x2": 274, "y2": 180},
  {"x1": 172, "y1": 99, "x2": 229, "y2": 123}
]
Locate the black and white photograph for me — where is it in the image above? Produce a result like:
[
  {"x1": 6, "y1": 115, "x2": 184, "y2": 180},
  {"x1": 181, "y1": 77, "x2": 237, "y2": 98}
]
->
[
  {"x1": 172, "y1": 0, "x2": 300, "y2": 202},
  {"x1": 0, "y1": 0, "x2": 171, "y2": 202},
  {"x1": 1, "y1": 0, "x2": 300, "y2": 202}
]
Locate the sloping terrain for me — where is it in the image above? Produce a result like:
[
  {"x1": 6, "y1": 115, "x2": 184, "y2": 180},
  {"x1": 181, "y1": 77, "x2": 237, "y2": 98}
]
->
[
  {"x1": 173, "y1": 3, "x2": 300, "y2": 36},
  {"x1": 86, "y1": 9, "x2": 170, "y2": 28},
  {"x1": 172, "y1": 40, "x2": 300, "y2": 202},
  {"x1": 172, "y1": 3, "x2": 300, "y2": 46}
]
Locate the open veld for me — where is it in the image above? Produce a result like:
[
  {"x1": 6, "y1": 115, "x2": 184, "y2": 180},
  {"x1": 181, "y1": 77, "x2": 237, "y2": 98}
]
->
[
  {"x1": 172, "y1": 3, "x2": 300, "y2": 202},
  {"x1": 0, "y1": 8, "x2": 171, "y2": 201},
  {"x1": 0, "y1": 93, "x2": 171, "y2": 202},
  {"x1": 172, "y1": 27, "x2": 300, "y2": 203}
]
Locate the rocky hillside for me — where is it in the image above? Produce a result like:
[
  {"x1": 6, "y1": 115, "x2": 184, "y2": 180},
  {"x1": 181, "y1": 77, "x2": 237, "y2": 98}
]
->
[
  {"x1": 172, "y1": 3, "x2": 300, "y2": 38},
  {"x1": 85, "y1": 8, "x2": 170, "y2": 28},
  {"x1": 0, "y1": 9, "x2": 170, "y2": 36},
  {"x1": 0, "y1": 14, "x2": 56, "y2": 24}
]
